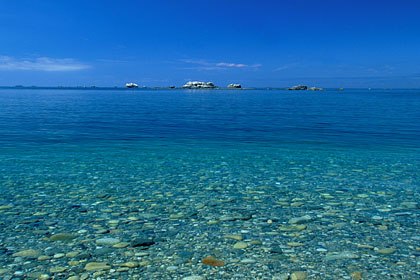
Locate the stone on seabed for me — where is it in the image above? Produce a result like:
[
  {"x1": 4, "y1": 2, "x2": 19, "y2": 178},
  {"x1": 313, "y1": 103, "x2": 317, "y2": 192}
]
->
[
  {"x1": 182, "y1": 276, "x2": 205, "y2": 280},
  {"x1": 120, "y1": 261, "x2": 139, "y2": 268},
  {"x1": 325, "y1": 251, "x2": 359, "y2": 261},
  {"x1": 49, "y1": 233, "x2": 77, "y2": 241},
  {"x1": 201, "y1": 256, "x2": 225, "y2": 266},
  {"x1": 84, "y1": 262, "x2": 111, "y2": 271},
  {"x1": 12, "y1": 249, "x2": 41, "y2": 257},
  {"x1": 289, "y1": 215, "x2": 313, "y2": 224},
  {"x1": 223, "y1": 234, "x2": 243, "y2": 241},
  {"x1": 291, "y1": 271, "x2": 307, "y2": 280},
  {"x1": 272, "y1": 273, "x2": 290, "y2": 280},
  {"x1": 96, "y1": 237, "x2": 120, "y2": 245},
  {"x1": 376, "y1": 248, "x2": 396, "y2": 254},
  {"x1": 233, "y1": 241, "x2": 248, "y2": 249}
]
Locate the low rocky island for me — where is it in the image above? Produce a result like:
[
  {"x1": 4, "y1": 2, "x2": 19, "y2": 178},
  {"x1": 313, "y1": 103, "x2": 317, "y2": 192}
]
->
[
  {"x1": 308, "y1": 87, "x2": 324, "y2": 91},
  {"x1": 288, "y1": 85, "x2": 308, "y2": 90},
  {"x1": 182, "y1": 81, "x2": 217, "y2": 89},
  {"x1": 227, "y1": 83, "x2": 242, "y2": 89},
  {"x1": 288, "y1": 85, "x2": 324, "y2": 91},
  {"x1": 125, "y1": 83, "x2": 139, "y2": 88}
]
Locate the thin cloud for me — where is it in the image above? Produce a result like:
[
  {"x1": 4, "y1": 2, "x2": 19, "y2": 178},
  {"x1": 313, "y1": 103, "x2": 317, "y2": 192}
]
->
[
  {"x1": 180, "y1": 59, "x2": 261, "y2": 70},
  {"x1": 273, "y1": 63, "x2": 300, "y2": 72},
  {"x1": 216, "y1": 62, "x2": 248, "y2": 68},
  {"x1": 0, "y1": 56, "x2": 91, "y2": 71}
]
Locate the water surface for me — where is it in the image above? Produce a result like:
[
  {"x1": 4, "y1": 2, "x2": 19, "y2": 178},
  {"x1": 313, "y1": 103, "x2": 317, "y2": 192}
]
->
[{"x1": 0, "y1": 88, "x2": 419, "y2": 279}]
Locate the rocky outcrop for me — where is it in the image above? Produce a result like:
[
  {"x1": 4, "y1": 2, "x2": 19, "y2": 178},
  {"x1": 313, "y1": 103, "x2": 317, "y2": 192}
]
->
[
  {"x1": 227, "y1": 83, "x2": 242, "y2": 89},
  {"x1": 182, "y1": 81, "x2": 217, "y2": 89},
  {"x1": 308, "y1": 87, "x2": 324, "y2": 91},
  {"x1": 125, "y1": 83, "x2": 138, "y2": 88},
  {"x1": 288, "y1": 85, "x2": 307, "y2": 90}
]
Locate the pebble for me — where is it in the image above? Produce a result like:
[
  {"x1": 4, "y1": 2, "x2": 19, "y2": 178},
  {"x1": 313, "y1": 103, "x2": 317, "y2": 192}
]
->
[
  {"x1": 117, "y1": 267, "x2": 129, "y2": 272},
  {"x1": 233, "y1": 241, "x2": 249, "y2": 249},
  {"x1": 167, "y1": 266, "x2": 178, "y2": 271},
  {"x1": 219, "y1": 215, "x2": 237, "y2": 221},
  {"x1": 240, "y1": 258, "x2": 257, "y2": 264},
  {"x1": 169, "y1": 213, "x2": 184, "y2": 219},
  {"x1": 289, "y1": 215, "x2": 313, "y2": 224},
  {"x1": 84, "y1": 262, "x2": 111, "y2": 271},
  {"x1": 287, "y1": 242, "x2": 305, "y2": 247},
  {"x1": 223, "y1": 234, "x2": 243, "y2": 241},
  {"x1": 65, "y1": 251, "x2": 80, "y2": 258},
  {"x1": 357, "y1": 244, "x2": 374, "y2": 249},
  {"x1": 182, "y1": 276, "x2": 205, "y2": 280},
  {"x1": 120, "y1": 261, "x2": 139, "y2": 268},
  {"x1": 113, "y1": 242, "x2": 130, "y2": 248},
  {"x1": 290, "y1": 271, "x2": 307, "y2": 280},
  {"x1": 12, "y1": 249, "x2": 41, "y2": 257},
  {"x1": 49, "y1": 233, "x2": 76, "y2": 241},
  {"x1": 96, "y1": 237, "x2": 120, "y2": 245},
  {"x1": 350, "y1": 271, "x2": 363, "y2": 279},
  {"x1": 272, "y1": 273, "x2": 290, "y2": 280},
  {"x1": 49, "y1": 266, "x2": 67, "y2": 273},
  {"x1": 131, "y1": 238, "x2": 155, "y2": 247},
  {"x1": 278, "y1": 225, "x2": 307, "y2": 232},
  {"x1": 376, "y1": 248, "x2": 397, "y2": 254},
  {"x1": 201, "y1": 256, "x2": 225, "y2": 266}
]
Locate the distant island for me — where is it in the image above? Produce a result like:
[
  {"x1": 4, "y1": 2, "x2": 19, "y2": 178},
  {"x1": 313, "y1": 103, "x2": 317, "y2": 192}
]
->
[
  {"x1": 5, "y1": 82, "x2": 341, "y2": 91},
  {"x1": 123, "y1": 81, "x2": 325, "y2": 91},
  {"x1": 180, "y1": 81, "x2": 241, "y2": 89}
]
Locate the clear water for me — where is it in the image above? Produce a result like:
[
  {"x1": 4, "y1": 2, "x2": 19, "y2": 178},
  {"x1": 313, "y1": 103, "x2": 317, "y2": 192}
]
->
[
  {"x1": 0, "y1": 88, "x2": 419, "y2": 279},
  {"x1": 1, "y1": 88, "x2": 420, "y2": 148}
]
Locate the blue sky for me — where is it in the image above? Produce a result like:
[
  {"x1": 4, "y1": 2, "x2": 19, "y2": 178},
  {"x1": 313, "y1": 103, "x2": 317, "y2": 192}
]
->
[{"x1": 1, "y1": 0, "x2": 420, "y2": 88}]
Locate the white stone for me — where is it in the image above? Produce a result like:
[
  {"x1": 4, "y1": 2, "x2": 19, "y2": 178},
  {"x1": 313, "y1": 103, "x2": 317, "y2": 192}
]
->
[
  {"x1": 182, "y1": 276, "x2": 205, "y2": 280},
  {"x1": 95, "y1": 238, "x2": 120, "y2": 245}
]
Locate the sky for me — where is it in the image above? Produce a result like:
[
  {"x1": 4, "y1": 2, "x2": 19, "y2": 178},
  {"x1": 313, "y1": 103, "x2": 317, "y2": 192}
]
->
[{"x1": 1, "y1": 0, "x2": 420, "y2": 88}]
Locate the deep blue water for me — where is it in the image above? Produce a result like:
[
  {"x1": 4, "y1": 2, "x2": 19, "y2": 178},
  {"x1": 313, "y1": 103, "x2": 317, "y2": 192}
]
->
[{"x1": 1, "y1": 88, "x2": 420, "y2": 150}]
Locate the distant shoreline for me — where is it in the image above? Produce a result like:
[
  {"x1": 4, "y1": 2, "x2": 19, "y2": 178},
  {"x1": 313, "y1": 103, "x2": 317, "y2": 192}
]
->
[
  {"x1": 3, "y1": 86, "x2": 321, "y2": 91},
  {"x1": 1, "y1": 86, "x2": 419, "y2": 90}
]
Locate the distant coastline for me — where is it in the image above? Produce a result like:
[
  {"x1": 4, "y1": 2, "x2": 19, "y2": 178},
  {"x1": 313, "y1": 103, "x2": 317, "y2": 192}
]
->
[
  {"x1": 0, "y1": 84, "x2": 329, "y2": 91},
  {"x1": 2, "y1": 85, "x2": 420, "y2": 90},
  {"x1": 1, "y1": 85, "x2": 327, "y2": 91}
]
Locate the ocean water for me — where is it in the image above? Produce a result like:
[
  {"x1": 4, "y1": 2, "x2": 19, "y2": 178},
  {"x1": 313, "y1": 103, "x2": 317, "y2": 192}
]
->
[{"x1": 0, "y1": 88, "x2": 419, "y2": 279}]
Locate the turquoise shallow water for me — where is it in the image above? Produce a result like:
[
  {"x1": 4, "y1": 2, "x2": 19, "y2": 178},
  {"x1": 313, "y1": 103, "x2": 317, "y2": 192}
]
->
[{"x1": 0, "y1": 88, "x2": 419, "y2": 279}]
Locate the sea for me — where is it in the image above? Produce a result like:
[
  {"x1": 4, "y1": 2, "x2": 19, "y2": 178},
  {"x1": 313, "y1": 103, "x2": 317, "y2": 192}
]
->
[{"x1": 0, "y1": 88, "x2": 419, "y2": 279}]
